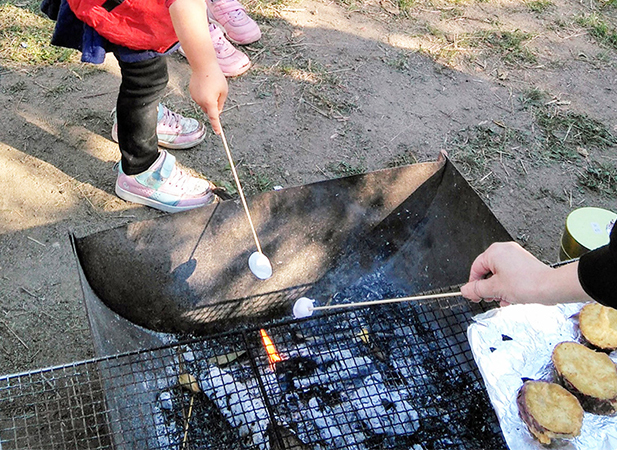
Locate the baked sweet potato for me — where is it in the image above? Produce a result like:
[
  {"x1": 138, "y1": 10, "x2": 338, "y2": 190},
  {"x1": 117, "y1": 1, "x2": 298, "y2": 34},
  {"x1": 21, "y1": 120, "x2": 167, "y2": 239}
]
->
[
  {"x1": 517, "y1": 380, "x2": 583, "y2": 445},
  {"x1": 579, "y1": 303, "x2": 617, "y2": 351},
  {"x1": 552, "y1": 341, "x2": 617, "y2": 415}
]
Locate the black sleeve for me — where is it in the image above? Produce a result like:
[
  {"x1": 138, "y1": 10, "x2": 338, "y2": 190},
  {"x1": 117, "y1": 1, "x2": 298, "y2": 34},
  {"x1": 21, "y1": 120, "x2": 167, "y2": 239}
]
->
[{"x1": 578, "y1": 222, "x2": 617, "y2": 308}]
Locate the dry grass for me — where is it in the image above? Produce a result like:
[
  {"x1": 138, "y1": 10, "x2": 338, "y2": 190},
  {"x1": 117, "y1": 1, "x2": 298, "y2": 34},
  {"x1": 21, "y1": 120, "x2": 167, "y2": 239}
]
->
[{"x1": 0, "y1": 3, "x2": 78, "y2": 67}]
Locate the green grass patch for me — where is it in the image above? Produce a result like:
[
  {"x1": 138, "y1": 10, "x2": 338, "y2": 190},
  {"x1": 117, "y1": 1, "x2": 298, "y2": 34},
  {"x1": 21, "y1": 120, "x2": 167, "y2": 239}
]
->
[
  {"x1": 305, "y1": 87, "x2": 357, "y2": 118},
  {"x1": 451, "y1": 125, "x2": 525, "y2": 195},
  {"x1": 453, "y1": 125, "x2": 520, "y2": 170},
  {"x1": 327, "y1": 160, "x2": 366, "y2": 177},
  {"x1": 535, "y1": 108, "x2": 617, "y2": 160},
  {"x1": 525, "y1": 0, "x2": 553, "y2": 13},
  {"x1": 477, "y1": 30, "x2": 537, "y2": 65},
  {"x1": 453, "y1": 29, "x2": 537, "y2": 66},
  {"x1": 385, "y1": 50, "x2": 412, "y2": 72},
  {"x1": 578, "y1": 160, "x2": 617, "y2": 196},
  {"x1": 244, "y1": 168, "x2": 275, "y2": 193},
  {"x1": 267, "y1": 56, "x2": 343, "y2": 90},
  {"x1": 2, "y1": 0, "x2": 41, "y2": 13},
  {"x1": 2, "y1": 79, "x2": 27, "y2": 94},
  {"x1": 439, "y1": 6, "x2": 465, "y2": 19},
  {"x1": 520, "y1": 87, "x2": 548, "y2": 109},
  {"x1": 397, "y1": 0, "x2": 417, "y2": 13},
  {"x1": 0, "y1": 3, "x2": 77, "y2": 66},
  {"x1": 387, "y1": 146, "x2": 418, "y2": 168},
  {"x1": 219, "y1": 164, "x2": 275, "y2": 195},
  {"x1": 576, "y1": 14, "x2": 617, "y2": 49}
]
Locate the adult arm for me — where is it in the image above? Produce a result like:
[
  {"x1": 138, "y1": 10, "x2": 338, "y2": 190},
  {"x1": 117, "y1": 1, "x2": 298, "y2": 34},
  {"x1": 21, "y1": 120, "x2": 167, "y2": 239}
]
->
[{"x1": 461, "y1": 223, "x2": 616, "y2": 306}]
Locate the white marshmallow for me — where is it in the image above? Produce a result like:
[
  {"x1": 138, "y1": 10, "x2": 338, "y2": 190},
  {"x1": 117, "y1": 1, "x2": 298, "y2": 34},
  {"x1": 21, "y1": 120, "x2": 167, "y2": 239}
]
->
[
  {"x1": 293, "y1": 297, "x2": 315, "y2": 318},
  {"x1": 248, "y1": 252, "x2": 272, "y2": 280}
]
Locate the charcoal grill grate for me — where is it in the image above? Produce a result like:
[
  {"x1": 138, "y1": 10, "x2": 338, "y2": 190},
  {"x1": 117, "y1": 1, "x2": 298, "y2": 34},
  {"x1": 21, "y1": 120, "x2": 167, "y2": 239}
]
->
[
  {"x1": 0, "y1": 292, "x2": 505, "y2": 450},
  {"x1": 0, "y1": 362, "x2": 112, "y2": 449}
]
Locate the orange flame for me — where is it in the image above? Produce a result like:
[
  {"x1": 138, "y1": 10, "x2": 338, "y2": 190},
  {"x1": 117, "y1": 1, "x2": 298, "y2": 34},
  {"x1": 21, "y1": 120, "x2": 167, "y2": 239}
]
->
[{"x1": 260, "y1": 329, "x2": 282, "y2": 366}]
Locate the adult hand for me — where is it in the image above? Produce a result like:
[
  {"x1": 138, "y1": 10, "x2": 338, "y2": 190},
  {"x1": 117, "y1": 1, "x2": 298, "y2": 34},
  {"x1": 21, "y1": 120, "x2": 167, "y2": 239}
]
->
[{"x1": 460, "y1": 242, "x2": 589, "y2": 306}]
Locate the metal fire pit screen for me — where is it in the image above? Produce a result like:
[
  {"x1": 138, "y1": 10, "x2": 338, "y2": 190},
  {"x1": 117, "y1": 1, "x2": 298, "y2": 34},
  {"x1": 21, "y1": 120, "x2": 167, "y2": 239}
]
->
[
  {"x1": 0, "y1": 157, "x2": 513, "y2": 449},
  {"x1": 0, "y1": 295, "x2": 505, "y2": 449}
]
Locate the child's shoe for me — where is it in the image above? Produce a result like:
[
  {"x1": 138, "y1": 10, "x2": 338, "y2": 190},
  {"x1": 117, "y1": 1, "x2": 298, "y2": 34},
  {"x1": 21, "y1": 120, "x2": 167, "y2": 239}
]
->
[
  {"x1": 178, "y1": 24, "x2": 251, "y2": 77},
  {"x1": 209, "y1": 23, "x2": 252, "y2": 77},
  {"x1": 206, "y1": 0, "x2": 261, "y2": 45},
  {"x1": 115, "y1": 150, "x2": 217, "y2": 213},
  {"x1": 111, "y1": 104, "x2": 206, "y2": 149}
]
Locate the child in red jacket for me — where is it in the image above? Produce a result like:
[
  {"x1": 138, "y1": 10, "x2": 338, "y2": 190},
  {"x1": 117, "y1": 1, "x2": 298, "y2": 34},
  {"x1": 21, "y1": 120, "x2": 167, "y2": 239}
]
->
[{"x1": 43, "y1": 0, "x2": 259, "y2": 212}]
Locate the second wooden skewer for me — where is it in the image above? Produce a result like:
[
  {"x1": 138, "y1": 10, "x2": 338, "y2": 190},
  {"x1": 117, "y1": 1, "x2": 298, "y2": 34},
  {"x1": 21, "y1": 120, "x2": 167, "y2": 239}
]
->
[{"x1": 293, "y1": 291, "x2": 463, "y2": 318}]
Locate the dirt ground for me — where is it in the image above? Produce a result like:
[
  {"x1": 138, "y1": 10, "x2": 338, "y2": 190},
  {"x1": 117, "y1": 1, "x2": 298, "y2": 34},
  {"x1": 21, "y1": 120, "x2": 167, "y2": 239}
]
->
[{"x1": 0, "y1": 0, "x2": 616, "y2": 375}]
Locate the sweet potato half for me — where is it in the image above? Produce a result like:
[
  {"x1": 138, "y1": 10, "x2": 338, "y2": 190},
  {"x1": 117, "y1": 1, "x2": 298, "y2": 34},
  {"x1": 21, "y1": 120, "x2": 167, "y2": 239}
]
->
[
  {"x1": 517, "y1": 380, "x2": 583, "y2": 445},
  {"x1": 579, "y1": 303, "x2": 617, "y2": 351},
  {"x1": 552, "y1": 341, "x2": 617, "y2": 415}
]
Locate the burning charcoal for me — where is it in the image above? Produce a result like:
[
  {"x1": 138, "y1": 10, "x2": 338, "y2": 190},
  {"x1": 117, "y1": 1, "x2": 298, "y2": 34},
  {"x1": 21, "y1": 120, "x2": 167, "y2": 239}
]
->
[
  {"x1": 182, "y1": 350, "x2": 195, "y2": 362},
  {"x1": 154, "y1": 406, "x2": 180, "y2": 448},
  {"x1": 276, "y1": 356, "x2": 318, "y2": 378},
  {"x1": 276, "y1": 356, "x2": 318, "y2": 392},
  {"x1": 293, "y1": 373, "x2": 330, "y2": 391},
  {"x1": 350, "y1": 375, "x2": 419, "y2": 437},
  {"x1": 306, "y1": 398, "x2": 351, "y2": 449},
  {"x1": 326, "y1": 349, "x2": 374, "y2": 380},
  {"x1": 158, "y1": 391, "x2": 173, "y2": 410},
  {"x1": 267, "y1": 422, "x2": 312, "y2": 450},
  {"x1": 199, "y1": 366, "x2": 270, "y2": 450}
]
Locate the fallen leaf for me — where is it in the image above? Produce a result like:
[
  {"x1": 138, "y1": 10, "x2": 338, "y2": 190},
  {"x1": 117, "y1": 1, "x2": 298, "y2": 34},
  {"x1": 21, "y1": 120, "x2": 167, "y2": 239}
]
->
[
  {"x1": 178, "y1": 373, "x2": 201, "y2": 394},
  {"x1": 208, "y1": 350, "x2": 247, "y2": 366},
  {"x1": 576, "y1": 147, "x2": 589, "y2": 157},
  {"x1": 356, "y1": 328, "x2": 371, "y2": 345}
]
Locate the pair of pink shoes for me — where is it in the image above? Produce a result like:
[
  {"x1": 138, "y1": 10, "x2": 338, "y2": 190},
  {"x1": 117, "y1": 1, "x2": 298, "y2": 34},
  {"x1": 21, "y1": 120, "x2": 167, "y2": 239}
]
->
[{"x1": 180, "y1": 0, "x2": 261, "y2": 77}]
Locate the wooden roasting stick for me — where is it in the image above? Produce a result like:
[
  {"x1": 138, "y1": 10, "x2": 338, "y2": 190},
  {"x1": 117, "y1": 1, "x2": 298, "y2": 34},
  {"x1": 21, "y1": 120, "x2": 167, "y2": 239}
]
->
[
  {"x1": 219, "y1": 127, "x2": 263, "y2": 254},
  {"x1": 303, "y1": 258, "x2": 575, "y2": 315},
  {"x1": 310, "y1": 291, "x2": 462, "y2": 313}
]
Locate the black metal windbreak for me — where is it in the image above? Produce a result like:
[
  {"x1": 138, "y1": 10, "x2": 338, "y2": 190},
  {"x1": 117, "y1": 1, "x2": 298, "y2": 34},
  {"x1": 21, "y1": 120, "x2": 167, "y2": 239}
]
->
[{"x1": 72, "y1": 156, "x2": 511, "y2": 336}]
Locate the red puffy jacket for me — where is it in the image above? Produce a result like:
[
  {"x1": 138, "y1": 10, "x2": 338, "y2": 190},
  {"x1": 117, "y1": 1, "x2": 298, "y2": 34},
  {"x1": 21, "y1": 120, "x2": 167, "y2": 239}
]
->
[{"x1": 67, "y1": 0, "x2": 178, "y2": 52}]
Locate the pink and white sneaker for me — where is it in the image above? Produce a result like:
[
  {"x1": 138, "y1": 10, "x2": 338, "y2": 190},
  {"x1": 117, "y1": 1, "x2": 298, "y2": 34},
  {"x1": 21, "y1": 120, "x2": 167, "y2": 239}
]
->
[
  {"x1": 207, "y1": 0, "x2": 261, "y2": 45},
  {"x1": 112, "y1": 104, "x2": 206, "y2": 149},
  {"x1": 115, "y1": 150, "x2": 217, "y2": 213},
  {"x1": 178, "y1": 23, "x2": 251, "y2": 77},
  {"x1": 209, "y1": 23, "x2": 252, "y2": 77}
]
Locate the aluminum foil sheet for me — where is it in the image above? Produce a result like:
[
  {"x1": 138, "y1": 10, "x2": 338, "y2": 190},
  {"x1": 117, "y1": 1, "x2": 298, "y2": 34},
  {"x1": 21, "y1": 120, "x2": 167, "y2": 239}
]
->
[{"x1": 468, "y1": 303, "x2": 617, "y2": 450}]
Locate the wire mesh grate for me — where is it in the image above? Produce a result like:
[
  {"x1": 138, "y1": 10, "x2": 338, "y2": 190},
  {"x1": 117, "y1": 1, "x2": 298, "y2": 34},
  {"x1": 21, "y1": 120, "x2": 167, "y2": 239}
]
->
[
  {"x1": 0, "y1": 294, "x2": 505, "y2": 450},
  {"x1": 0, "y1": 364, "x2": 112, "y2": 449}
]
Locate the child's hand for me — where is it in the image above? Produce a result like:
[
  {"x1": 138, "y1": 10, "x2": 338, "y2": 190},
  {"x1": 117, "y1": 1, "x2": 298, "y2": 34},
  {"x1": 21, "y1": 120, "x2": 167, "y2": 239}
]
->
[{"x1": 189, "y1": 65, "x2": 228, "y2": 134}]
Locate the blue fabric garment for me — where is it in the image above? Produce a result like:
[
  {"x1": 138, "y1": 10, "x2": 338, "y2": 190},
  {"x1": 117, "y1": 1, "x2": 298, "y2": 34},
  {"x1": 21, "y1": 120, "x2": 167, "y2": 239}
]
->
[{"x1": 40, "y1": 0, "x2": 179, "y2": 64}]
